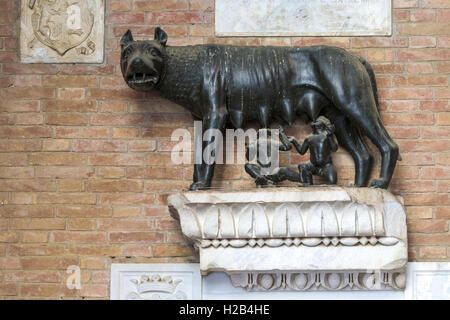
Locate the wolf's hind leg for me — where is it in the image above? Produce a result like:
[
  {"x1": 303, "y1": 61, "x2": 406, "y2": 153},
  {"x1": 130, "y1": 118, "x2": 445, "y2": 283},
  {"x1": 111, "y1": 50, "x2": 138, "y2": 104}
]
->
[{"x1": 334, "y1": 115, "x2": 372, "y2": 187}]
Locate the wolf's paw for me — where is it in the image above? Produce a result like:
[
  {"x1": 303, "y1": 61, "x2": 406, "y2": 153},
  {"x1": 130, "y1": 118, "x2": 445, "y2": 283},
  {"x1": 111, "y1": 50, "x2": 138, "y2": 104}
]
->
[
  {"x1": 189, "y1": 181, "x2": 208, "y2": 191},
  {"x1": 369, "y1": 178, "x2": 389, "y2": 189}
]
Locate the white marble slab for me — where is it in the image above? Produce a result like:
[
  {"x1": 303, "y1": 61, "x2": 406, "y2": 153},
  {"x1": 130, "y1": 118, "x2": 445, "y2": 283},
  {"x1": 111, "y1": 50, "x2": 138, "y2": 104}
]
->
[
  {"x1": 110, "y1": 263, "x2": 201, "y2": 300},
  {"x1": 216, "y1": 0, "x2": 392, "y2": 37}
]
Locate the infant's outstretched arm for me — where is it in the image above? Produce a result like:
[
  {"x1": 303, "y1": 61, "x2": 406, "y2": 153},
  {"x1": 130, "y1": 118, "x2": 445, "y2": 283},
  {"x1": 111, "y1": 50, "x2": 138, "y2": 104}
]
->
[
  {"x1": 329, "y1": 134, "x2": 339, "y2": 152},
  {"x1": 278, "y1": 127, "x2": 293, "y2": 151}
]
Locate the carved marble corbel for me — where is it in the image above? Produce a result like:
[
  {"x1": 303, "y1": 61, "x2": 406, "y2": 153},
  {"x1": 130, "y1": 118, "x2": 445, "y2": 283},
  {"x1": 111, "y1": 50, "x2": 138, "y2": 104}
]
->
[{"x1": 168, "y1": 187, "x2": 408, "y2": 291}]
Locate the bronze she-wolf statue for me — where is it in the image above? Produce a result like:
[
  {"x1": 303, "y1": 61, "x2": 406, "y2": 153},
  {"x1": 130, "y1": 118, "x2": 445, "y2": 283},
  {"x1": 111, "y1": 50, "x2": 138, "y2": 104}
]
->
[{"x1": 120, "y1": 27, "x2": 400, "y2": 190}]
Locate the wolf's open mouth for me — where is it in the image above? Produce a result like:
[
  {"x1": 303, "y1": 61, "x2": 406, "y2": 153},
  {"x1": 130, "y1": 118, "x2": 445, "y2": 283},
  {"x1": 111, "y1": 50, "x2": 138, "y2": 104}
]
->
[{"x1": 127, "y1": 73, "x2": 158, "y2": 85}]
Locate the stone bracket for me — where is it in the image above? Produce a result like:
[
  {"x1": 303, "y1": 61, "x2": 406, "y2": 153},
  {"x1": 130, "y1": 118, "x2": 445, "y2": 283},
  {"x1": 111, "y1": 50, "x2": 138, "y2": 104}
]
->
[{"x1": 169, "y1": 187, "x2": 408, "y2": 291}]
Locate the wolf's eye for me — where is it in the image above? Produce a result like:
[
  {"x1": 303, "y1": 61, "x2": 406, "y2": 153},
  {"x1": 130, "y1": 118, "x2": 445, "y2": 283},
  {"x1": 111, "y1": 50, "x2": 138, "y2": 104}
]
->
[{"x1": 149, "y1": 49, "x2": 158, "y2": 57}]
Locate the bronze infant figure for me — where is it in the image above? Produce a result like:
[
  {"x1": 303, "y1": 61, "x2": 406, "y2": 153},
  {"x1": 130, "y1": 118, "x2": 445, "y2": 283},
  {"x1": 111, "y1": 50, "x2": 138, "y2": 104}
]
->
[
  {"x1": 290, "y1": 116, "x2": 338, "y2": 186},
  {"x1": 244, "y1": 127, "x2": 302, "y2": 187},
  {"x1": 120, "y1": 27, "x2": 400, "y2": 190}
]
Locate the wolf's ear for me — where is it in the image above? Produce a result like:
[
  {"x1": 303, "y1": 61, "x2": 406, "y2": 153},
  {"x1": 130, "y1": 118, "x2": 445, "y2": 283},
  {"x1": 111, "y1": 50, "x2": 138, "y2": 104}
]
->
[
  {"x1": 120, "y1": 30, "x2": 134, "y2": 48},
  {"x1": 154, "y1": 27, "x2": 168, "y2": 46}
]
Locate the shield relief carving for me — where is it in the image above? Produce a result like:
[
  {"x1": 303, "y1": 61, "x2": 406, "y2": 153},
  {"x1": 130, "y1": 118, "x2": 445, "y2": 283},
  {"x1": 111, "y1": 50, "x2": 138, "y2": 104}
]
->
[{"x1": 20, "y1": 0, "x2": 104, "y2": 63}]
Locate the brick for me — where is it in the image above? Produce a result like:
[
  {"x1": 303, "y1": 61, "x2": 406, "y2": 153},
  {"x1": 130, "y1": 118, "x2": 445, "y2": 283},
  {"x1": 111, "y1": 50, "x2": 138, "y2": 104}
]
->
[
  {"x1": 190, "y1": 0, "x2": 214, "y2": 11},
  {"x1": 0, "y1": 257, "x2": 21, "y2": 269},
  {"x1": 398, "y1": 23, "x2": 450, "y2": 35},
  {"x1": 21, "y1": 284, "x2": 77, "y2": 297},
  {"x1": 4, "y1": 271, "x2": 60, "y2": 283},
  {"x1": 0, "y1": 167, "x2": 34, "y2": 178},
  {"x1": 10, "y1": 218, "x2": 65, "y2": 230},
  {"x1": 436, "y1": 207, "x2": 450, "y2": 218},
  {"x1": 0, "y1": 100, "x2": 40, "y2": 112},
  {"x1": 21, "y1": 257, "x2": 78, "y2": 270},
  {"x1": 420, "y1": 167, "x2": 450, "y2": 179},
  {"x1": 378, "y1": 88, "x2": 433, "y2": 100},
  {"x1": 80, "y1": 284, "x2": 107, "y2": 298},
  {"x1": 0, "y1": 283, "x2": 18, "y2": 296},
  {"x1": 9, "y1": 244, "x2": 64, "y2": 256},
  {"x1": 404, "y1": 193, "x2": 449, "y2": 206},
  {"x1": 99, "y1": 193, "x2": 155, "y2": 205},
  {"x1": 52, "y1": 232, "x2": 106, "y2": 243},
  {"x1": 40, "y1": 193, "x2": 96, "y2": 205},
  {"x1": 22, "y1": 231, "x2": 48, "y2": 243},
  {"x1": 436, "y1": 61, "x2": 450, "y2": 73},
  {"x1": 436, "y1": 154, "x2": 450, "y2": 165},
  {"x1": 407, "y1": 207, "x2": 433, "y2": 219},
  {"x1": 0, "y1": 126, "x2": 52, "y2": 138},
  {"x1": 43, "y1": 100, "x2": 97, "y2": 112},
  {"x1": 97, "y1": 219, "x2": 151, "y2": 231},
  {"x1": 42, "y1": 139, "x2": 71, "y2": 151},
  {"x1": 409, "y1": 234, "x2": 450, "y2": 245},
  {"x1": 0, "y1": 180, "x2": 56, "y2": 192},
  {"x1": 36, "y1": 167, "x2": 94, "y2": 179},
  {"x1": 109, "y1": 232, "x2": 163, "y2": 243},
  {"x1": 109, "y1": 0, "x2": 131, "y2": 11},
  {"x1": 30, "y1": 153, "x2": 86, "y2": 166},
  {"x1": 58, "y1": 180, "x2": 84, "y2": 192},
  {"x1": 100, "y1": 101, "x2": 127, "y2": 113},
  {"x1": 406, "y1": 62, "x2": 433, "y2": 73},
  {"x1": 410, "y1": 10, "x2": 436, "y2": 22},
  {"x1": 113, "y1": 206, "x2": 141, "y2": 218},
  {"x1": 87, "y1": 180, "x2": 143, "y2": 192},
  {"x1": 47, "y1": 113, "x2": 88, "y2": 125},
  {"x1": 129, "y1": 140, "x2": 157, "y2": 151},
  {"x1": 1, "y1": 87, "x2": 55, "y2": 99},
  {"x1": 438, "y1": 10, "x2": 450, "y2": 22},
  {"x1": 398, "y1": 140, "x2": 450, "y2": 152},
  {"x1": 2, "y1": 206, "x2": 53, "y2": 218},
  {"x1": 419, "y1": 247, "x2": 447, "y2": 259},
  {"x1": 420, "y1": 100, "x2": 449, "y2": 111},
  {"x1": 126, "y1": 167, "x2": 182, "y2": 179},
  {"x1": 68, "y1": 219, "x2": 96, "y2": 231},
  {"x1": 112, "y1": 127, "x2": 139, "y2": 138},
  {"x1": 55, "y1": 127, "x2": 108, "y2": 138},
  {"x1": 437, "y1": 113, "x2": 450, "y2": 125},
  {"x1": 438, "y1": 181, "x2": 450, "y2": 192},
  {"x1": 398, "y1": 48, "x2": 450, "y2": 61},
  {"x1": 43, "y1": 75, "x2": 98, "y2": 87},
  {"x1": 153, "y1": 245, "x2": 192, "y2": 257},
  {"x1": 80, "y1": 257, "x2": 106, "y2": 269},
  {"x1": 410, "y1": 36, "x2": 437, "y2": 48},
  {"x1": 109, "y1": 13, "x2": 145, "y2": 24},
  {"x1": 408, "y1": 220, "x2": 448, "y2": 232},
  {"x1": 89, "y1": 154, "x2": 145, "y2": 166},
  {"x1": 423, "y1": 0, "x2": 450, "y2": 8},
  {"x1": 67, "y1": 245, "x2": 122, "y2": 257},
  {"x1": 57, "y1": 206, "x2": 112, "y2": 218},
  {"x1": 16, "y1": 113, "x2": 44, "y2": 125},
  {"x1": 72, "y1": 140, "x2": 128, "y2": 152},
  {"x1": 147, "y1": 12, "x2": 203, "y2": 24},
  {"x1": 381, "y1": 113, "x2": 434, "y2": 125},
  {"x1": 422, "y1": 127, "x2": 450, "y2": 138}
]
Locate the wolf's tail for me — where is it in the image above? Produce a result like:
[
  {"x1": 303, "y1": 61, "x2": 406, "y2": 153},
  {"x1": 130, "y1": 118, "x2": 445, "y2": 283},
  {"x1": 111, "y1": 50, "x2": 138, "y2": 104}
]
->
[
  {"x1": 358, "y1": 56, "x2": 379, "y2": 110},
  {"x1": 358, "y1": 56, "x2": 402, "y2": 161}
]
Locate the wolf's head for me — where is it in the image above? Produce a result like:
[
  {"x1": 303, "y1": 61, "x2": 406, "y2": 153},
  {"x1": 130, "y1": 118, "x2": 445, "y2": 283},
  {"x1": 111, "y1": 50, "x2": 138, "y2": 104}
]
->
[{"x1": 120, "y1": 27, "x2": 168, "y2": 91}]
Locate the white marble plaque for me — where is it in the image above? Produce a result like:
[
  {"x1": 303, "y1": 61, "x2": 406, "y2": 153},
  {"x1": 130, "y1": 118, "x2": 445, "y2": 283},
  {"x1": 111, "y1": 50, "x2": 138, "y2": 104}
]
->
[
  {"x1": 110, "y1": 264, "x2": 201, "y2": 300},
  {"x1": 216, "y1": 0, "x2": 392, "y2": 37},
  {"x1": 20, "y1": 0, "x2": 105, "y2": 63}
]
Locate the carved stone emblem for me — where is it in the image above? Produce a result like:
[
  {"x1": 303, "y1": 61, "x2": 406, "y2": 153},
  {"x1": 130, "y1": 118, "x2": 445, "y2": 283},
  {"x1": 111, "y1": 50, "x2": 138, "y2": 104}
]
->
[
  {"x1": 127, "y1": 275, "x2": 188, "y2": 300},
  {"x1": 30, "y1": 0, "x2": 94, "y2": 55},
  {"x1": 20, "y1": 0, "x2": 104, "y2": 63}
]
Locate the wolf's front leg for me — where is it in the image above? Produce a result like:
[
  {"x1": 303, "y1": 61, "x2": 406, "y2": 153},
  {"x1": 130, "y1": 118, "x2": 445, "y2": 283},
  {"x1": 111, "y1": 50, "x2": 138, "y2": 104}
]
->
[{"x1": 189, "y1": 108, "x2": 227, "y2": 191}]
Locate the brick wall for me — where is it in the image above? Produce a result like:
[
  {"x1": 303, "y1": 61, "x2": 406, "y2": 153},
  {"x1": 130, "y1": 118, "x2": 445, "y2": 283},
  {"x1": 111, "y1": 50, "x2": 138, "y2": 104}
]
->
[{"x1": 0, "y1": 0, "x2": 449, "y2": 299}]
